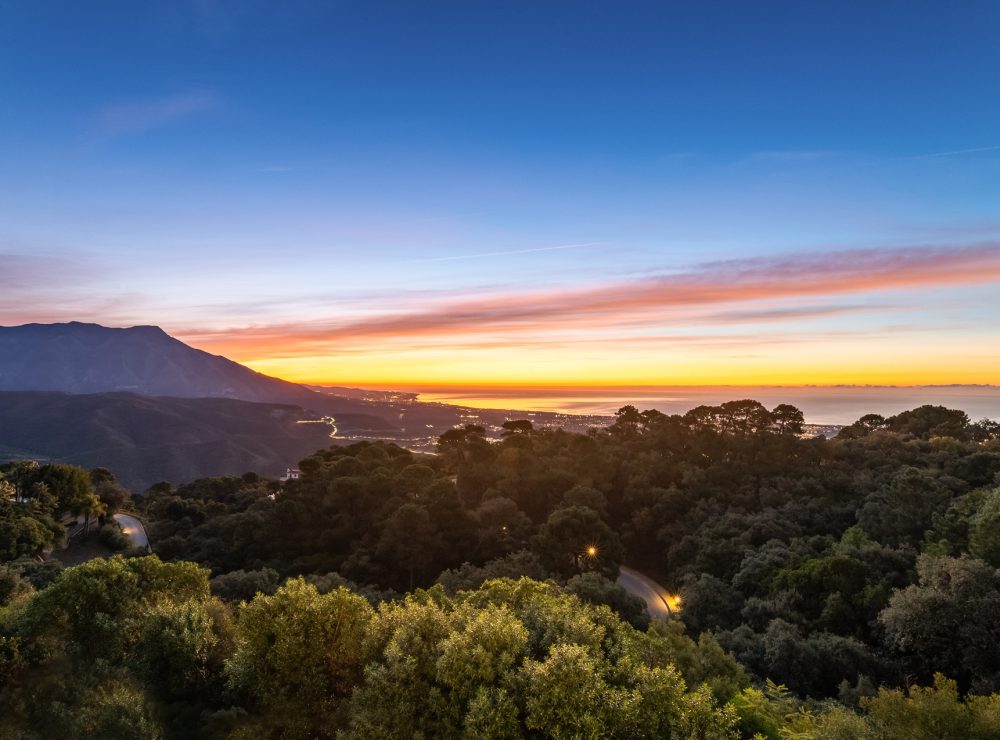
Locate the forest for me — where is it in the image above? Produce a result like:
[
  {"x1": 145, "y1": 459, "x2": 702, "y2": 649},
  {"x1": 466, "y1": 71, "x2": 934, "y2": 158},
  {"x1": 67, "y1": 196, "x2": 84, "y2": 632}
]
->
[{"x1": 3, "y1": 399, "x2": 1000, "y2": 738}]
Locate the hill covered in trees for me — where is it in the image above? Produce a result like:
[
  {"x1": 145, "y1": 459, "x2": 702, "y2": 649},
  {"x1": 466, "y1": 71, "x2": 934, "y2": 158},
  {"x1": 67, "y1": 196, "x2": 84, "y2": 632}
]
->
[
  {"x1": 4, "y1": 556, "x2": 1000, "y2": 739},
  {"x1": 0, "y1": 391, "x2": 343, "y2": 491},
  {"x1": 0, "y1": 323, "x2": 600, "y2": 487},
  {"x1": 3, "y1": 399, "x2": 1000, "y2": 738}
]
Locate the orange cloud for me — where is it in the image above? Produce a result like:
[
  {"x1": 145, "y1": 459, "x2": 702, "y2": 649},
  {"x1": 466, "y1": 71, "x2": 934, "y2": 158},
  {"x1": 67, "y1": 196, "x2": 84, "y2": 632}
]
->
[{"x1": 179, "y1": 243, "x2": 1000, "y2": 361}]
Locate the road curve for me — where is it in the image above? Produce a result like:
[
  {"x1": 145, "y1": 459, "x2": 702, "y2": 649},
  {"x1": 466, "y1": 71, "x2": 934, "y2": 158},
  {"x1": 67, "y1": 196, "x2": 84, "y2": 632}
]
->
[
  {"x1": 617, "y1": 566, "x2": 677, "y2": 621},
  {"x1": 113, "y1": 513, "x2": 150, "y2": 551}
]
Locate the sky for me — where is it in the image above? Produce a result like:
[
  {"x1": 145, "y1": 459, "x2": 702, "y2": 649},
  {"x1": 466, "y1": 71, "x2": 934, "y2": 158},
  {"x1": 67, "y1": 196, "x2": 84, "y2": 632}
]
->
[{"x1": 2, "y1": 1, "x2": 1000, "y2": 391}]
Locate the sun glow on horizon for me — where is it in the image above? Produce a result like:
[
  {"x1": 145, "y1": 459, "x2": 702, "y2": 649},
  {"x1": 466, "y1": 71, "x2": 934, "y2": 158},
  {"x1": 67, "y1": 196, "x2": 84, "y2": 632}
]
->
[
  {"x1": 170, "y1": 244, "x2": 1000, "y2": 394},
  {"x1": 232, "y1": 340, "x2": 1000, "y2": 390},
  {"x1": 4, "y1": 1, "x2": 1000, "y2": 420}
]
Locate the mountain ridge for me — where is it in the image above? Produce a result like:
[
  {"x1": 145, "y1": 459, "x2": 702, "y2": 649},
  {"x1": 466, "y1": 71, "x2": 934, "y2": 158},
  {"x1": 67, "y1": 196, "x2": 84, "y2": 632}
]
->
[
  {"x1": 0, "y1": 321, "x2": 315, "y2": 402},
  {"x1": 0, "y1": 390, "x2": 339, "y2": 490},
  {"x1": 0, "y1": 322, "x2": 594, "y2": 489}
]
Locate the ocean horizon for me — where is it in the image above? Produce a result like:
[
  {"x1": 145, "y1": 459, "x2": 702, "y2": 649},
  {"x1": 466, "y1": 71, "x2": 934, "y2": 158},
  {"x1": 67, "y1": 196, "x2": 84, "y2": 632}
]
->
[{"x1": 407, "y1": 385, "x2": 1000, "y2": 426}]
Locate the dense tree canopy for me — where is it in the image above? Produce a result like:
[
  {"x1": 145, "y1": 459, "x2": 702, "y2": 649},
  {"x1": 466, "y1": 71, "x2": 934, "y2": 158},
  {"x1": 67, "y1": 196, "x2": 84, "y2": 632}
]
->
[{"x1": 3, "y1": 399, "x2": 1000, "y2": 737}]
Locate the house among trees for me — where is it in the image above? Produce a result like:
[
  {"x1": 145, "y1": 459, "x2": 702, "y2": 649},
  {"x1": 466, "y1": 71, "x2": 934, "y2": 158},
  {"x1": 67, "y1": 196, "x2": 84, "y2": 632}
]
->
[{"x1": 280, "y1": 467, "x2": 301, "y2": 482}]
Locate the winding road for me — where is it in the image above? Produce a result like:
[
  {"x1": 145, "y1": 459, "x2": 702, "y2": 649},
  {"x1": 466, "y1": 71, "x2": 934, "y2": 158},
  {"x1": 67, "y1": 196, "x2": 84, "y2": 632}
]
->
[
  {"x1": 113, "y1": 513, "x2": 150, "y2": 552},
  {"x1": 617, "y1": 566, "x2": 679, "y2": 621}
]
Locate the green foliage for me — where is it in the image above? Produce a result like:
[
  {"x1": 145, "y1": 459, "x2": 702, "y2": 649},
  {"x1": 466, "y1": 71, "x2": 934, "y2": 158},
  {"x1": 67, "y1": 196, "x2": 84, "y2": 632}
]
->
[
  {"x1": 1, "y1": 556, "x2": 222, "y2": 739},
  {"x1": 862, "y1": 674, "x2": 1000, "y2": 740},
  {"x1": 210, "y1": 567, "x2": 280, "y2": 602},
  {"x1": 0, "y1": 565, "x2": 32, "y2": 609},
  {"x1": 6, "y1": 554, "x2": 1000, "y2": 739},
  {"x1": 8, "y1": 668, "x2": 164, "y2": 740},
  {"x1": 880, "y1": 555, "x2": 1000, "y2": 691},
  {"x1": 348, "y1": 577, "x2": 736, "y2": 739},
  {"x1": 565, "y1": 571, "x2": 651, "y2": 629},
  {"x1": 98, "y1": 521, "x2": 133, "y2": 551},
  {"x1": 536, "y1": 504, "x2": 624, "y2": 576},
  {"x1": 521, "y1": 642, "x2": 610, "y2": 737},
  {"x1": 969, "y1": 487, "x2": 1000, "y2": 566},
  {"x1": 131, "y1": 400, "x2": 1000, "y2": 701},
  {"x1": 132, "y1": 597, "x2": 233, "y2": 702},
  {"x1": 729, "y1": 680, "x2": 797, "y2": 739},
  {"x1": 12, "y1": 555, "x2": 209, "y2": 667},
  {"x1": 887, "y1": 405, "x2": 972, "y2": 440},
  {"x1": 226, "y1": 578, "x2": 373, "y2": 737},
  {"x1": 5, "y1": 398, "x2": 997, "y2": 735},
  {"x1": 437, "y1": 550, "x2": 550, "y2": 592},
  {"x1": 857, "y1": 466, "x2": 951, "y2": 547}
]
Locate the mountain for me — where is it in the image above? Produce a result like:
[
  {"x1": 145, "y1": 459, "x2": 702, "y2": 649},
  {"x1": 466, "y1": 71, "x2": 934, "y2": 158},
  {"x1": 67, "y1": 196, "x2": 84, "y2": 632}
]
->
[
  {"x1": 0, "y1": 322, "x2": 324, "y2": 402},
  {"x1": 0, "y1": 391, "x2": 337, "y2": 491},
  {"x1": 0, "y1": 322, "x2": 398, "y2": 427},
  {"x1": 0, "y1": 322, "x2": 597, "y2": 488}
]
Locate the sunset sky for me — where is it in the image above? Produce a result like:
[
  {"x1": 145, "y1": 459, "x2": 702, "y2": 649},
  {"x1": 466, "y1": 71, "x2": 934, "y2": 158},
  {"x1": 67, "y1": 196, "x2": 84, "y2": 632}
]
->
[{"x1": 3, "y1": 1, "x2": 1000, "y2": 390}]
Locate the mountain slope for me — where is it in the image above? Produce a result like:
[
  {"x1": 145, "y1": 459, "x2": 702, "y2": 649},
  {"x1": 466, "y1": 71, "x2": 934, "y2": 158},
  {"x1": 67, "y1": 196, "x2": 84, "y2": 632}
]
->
[
  {"x1": 0, "y1": 391, "x2": 337, "y2": 491},
  {"x1": 0, "y1": 321, "x2": 404, "y2": 429},
  {"x1": 0, "y1": 323, "x2": 593, "y2": 488},
  {"x1": 0, "y1": 322, "x2": 319, "y2": 401}
]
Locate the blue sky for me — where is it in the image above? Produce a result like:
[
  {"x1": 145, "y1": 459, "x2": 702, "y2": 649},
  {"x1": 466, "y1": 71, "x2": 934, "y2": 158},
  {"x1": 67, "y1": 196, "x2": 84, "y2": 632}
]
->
[{"x1": 2, "y1": 1, "x2": 999, "y2": 387}]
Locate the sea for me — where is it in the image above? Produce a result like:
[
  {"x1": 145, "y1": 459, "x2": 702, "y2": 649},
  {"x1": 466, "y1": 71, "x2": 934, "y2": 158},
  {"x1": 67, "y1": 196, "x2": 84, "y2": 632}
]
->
[{"x1": 411, "y1": 385, "x2": 1000, "y2": 426}]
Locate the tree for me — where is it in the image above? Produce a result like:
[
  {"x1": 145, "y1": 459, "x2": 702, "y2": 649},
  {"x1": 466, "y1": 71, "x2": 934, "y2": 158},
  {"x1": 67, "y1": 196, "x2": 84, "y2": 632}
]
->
[
  {"x1": 501, "y1": 419, "x2": 534, "y2": 436},
  {"x1": 969, "y1": 487, "x2": 1000, "y2": 567},
  {"x1": 473, "y1": 497, "x2": 533, "y2": 560},
  {"x1": 436, "y1": 551, "x2": 550, "y2": 593},
  {"x1": 838, "y1": 413, "x2": 889, "y2": 439},
  {"x1": 863, "y1": 674, "x2": 1000, "y2": 740},
  {"x1": 132, "y1": 597, "x2": 232, "y2": 702},
  {"x1": 521, "y1": 643, "x2": 609, "y2": 738},
  {"x1": 535, "y1": 505, "x2": 623, "y2": 576},
  {"x1": 681, "y1": 574, "x2": 746, "y2": 633},
  {"x1": 561, "y1": 485, "x2": 608, "y2": 517},
  {"x1": 880, "y1": 555, "x2": 1000, "y2": 691},
  {"x1": 610, "y1": 405, "x2": 644, "y2": 438},
  {"x1": 436, "y1": 604, "x2": 529, "y2": 703},
  {"x1": 14, "y1": 556, "x2": 210, "y2": 662},
  {"x1": 718, "y1": 400, "x2": 774, "y2": 436},
  {"x1": 32, "y1": 464, "x2": 103, "y2": 523},
  {"x1": 857, "y1": 467, "x2": 951, "y2": 547},
  {"x1": 887, "y1": 405, "x2": 971, "y2": 440},
  {"x1": 94, "y1": 480, "x2": 131, "y2": 518},
  {"x1": 227, "y1": 579, "x2": 373, "y2": 738},
  {"x1": 210, "y1": 568, "x2": 280, "y2": 602},
  {"x1": 377, "y1": 503, "x2": 440, "y2": 590},
  {"x1": 771, "y1": 404, "x2": 805, "y2": 435},
  {"x1": 565, "y1": 572, "x2": 650, "y2": 629}
]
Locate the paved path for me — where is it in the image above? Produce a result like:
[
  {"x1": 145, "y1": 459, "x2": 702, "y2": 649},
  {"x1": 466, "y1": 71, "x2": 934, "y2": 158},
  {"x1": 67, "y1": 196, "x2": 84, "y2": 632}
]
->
[
  {"x1": 113, "y1": 513, "x2": 150, "y2": 551},
  {"x1": 617, "y1": 566, "x2": 678, "y2": 621}
]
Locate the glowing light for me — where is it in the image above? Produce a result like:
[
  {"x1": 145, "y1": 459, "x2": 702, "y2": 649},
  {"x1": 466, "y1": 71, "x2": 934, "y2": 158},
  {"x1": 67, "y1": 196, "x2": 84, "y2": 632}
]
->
[{"x1": 664, "y1": 593, "x2": 683, "y2": 613}]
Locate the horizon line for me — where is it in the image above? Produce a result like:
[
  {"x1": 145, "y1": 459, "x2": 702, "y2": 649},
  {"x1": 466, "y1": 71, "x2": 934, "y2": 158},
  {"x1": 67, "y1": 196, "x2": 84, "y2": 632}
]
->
[{"x1": 311, "y1": 381, "x2": 1000, "y2": 391}]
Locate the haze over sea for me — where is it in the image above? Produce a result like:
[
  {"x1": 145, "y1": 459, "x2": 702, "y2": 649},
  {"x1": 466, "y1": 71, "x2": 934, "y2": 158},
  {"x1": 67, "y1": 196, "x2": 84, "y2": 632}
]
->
[{"x1": 412, "y1": 385, "x2": 1000, "y2": 425}]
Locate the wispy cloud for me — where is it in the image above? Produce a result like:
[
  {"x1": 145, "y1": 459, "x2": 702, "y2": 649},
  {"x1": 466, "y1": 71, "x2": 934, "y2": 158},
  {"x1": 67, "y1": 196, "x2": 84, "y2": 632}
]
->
[
  {"x1": 94, "y1": 91, "x2": 219, "y2": 139},
  {"x1": 743, "y1": 150, "x2": 841, "y2": 163},
  {"x1": 0, "y1": 252, "x2": 103, "y2": 292},
  {"x1": 703, "y1": 303, "x2": 896, "y2": 324},
  {"x1": 0, "y1": 252, "x2": 144, "y2": 326},
  {"x1": 923, "y1": 145, "x2": 1000, "y2": 158},
  {"x1": 182, "y1": 243, "x2": 1000, "y2": 356},
  {"x1": 412, "y1": 242, "x2": 606, "y2": 263}
]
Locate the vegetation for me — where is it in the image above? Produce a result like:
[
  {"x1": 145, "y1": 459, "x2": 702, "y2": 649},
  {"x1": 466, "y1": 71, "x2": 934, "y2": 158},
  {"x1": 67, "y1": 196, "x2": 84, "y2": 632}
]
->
[{"x1": 3, "y1": 399, "x2": 1000, "y2": 737}]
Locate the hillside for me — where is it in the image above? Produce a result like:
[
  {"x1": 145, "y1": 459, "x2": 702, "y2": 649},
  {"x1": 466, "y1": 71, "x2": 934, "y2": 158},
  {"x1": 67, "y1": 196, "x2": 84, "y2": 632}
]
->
[
  {"x1": 0, "y1": 391, "x2": 339, "y2": 490},
  {"x1": 0, "y1": 322, "x2": 415, "y2": 426},
  {"x1": 0, "y1": 322, "x2": 313, "y2": 400},
  {"x1": 0, "y1": 323, "x2": 601, "y2": 487}
]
